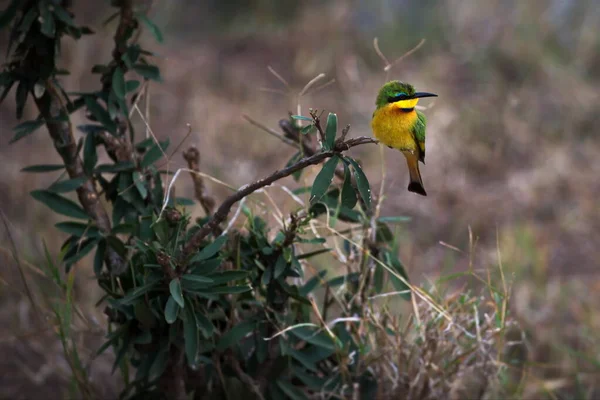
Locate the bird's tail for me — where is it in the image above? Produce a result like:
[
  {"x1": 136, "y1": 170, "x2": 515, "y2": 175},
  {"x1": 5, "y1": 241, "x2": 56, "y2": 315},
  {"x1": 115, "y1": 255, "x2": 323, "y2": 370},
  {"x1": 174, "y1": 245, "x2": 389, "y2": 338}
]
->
[{"x1": 405, "y1": 152, "x2": 427, "y2": 196}]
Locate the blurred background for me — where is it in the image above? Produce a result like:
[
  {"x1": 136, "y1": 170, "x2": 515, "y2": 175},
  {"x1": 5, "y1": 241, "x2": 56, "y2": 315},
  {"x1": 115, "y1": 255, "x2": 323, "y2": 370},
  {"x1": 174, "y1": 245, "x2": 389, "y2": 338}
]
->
[{"x1": 1, "y1": 0, "x2": 599, "y2": 398}]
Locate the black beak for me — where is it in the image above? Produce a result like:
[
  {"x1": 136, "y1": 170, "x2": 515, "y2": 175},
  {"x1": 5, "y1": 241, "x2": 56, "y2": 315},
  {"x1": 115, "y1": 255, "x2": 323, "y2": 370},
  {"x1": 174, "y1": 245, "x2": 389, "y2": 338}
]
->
[{"x1": 412, "y1": 92, "x2": 438, "y2": 99}]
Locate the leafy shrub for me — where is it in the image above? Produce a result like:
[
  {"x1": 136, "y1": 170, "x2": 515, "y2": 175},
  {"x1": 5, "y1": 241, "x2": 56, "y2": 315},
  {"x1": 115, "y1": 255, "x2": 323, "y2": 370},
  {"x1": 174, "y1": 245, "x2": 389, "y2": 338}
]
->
[{"x1": 0, "y1": 2, "x2": 524, "y2": 399}]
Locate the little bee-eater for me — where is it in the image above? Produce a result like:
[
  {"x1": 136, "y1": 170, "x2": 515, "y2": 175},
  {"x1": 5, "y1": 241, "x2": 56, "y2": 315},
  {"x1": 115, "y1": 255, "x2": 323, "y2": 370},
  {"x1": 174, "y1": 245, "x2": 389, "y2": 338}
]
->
[{"x1": 371, "y1": 81, "x2": 437, "y2": 196}]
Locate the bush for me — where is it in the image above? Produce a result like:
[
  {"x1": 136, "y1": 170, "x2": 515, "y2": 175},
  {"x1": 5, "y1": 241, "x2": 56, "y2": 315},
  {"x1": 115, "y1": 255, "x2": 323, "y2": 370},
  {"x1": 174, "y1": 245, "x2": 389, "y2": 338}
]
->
[{"x1": 0, "y1": 2, "x2": 525, "y2": 399}]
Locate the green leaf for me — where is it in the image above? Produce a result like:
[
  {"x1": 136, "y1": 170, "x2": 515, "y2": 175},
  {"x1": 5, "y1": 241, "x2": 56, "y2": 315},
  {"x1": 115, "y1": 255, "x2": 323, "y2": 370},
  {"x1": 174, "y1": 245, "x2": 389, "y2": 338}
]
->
[
  {"x1": 83, "y1": 131, "x2": 97, "y2": 175},
  {"x1": 21, "y1": 164, "x2": 64, "y2": 173},
  {"x1": 169, "y1": 278, "x2": 185, "y2": 308},
  {"x1": 31, "y1": 190, "x2": 89, "y2": 220},
  {"x1": 175, "y1": 197, "x2": 194, "y2": 206},
  {"x1": 297, "y1": 248, "x2": 331, "y2": 260},
  {"x1": 276, "y1": 380, "x2": 308, "y2": 400},
  {"x1": 195, "y1": 312, "x2": 214, "y2": 338},
  {"x1": 133, "y1": 171, "x2": 148, "y2": 199},
  {"x1": 48, "y1": 177, "x2": 87, "y2": 193},
  {"x1": 164, "y1": 295, "x2": 179, "y2": 324},
  {"x1": 291, "y1": 115, "x2": 312, "y2": 122},
  {"x1": 52, "y1": 6, "x2": 75, "y2": 26},
  {"x1": 310, "y1": 156, "x2": 339, "y2": 205},
  {"x1": 137, "y1": 14, "x2": 164, "y2": 43},
  {"x1": 134, "y1": 64, "x2": 162, "y2": 81},
  {"x1": 85, "y1": 96, "x2": 116, "y2": 134},
  {"x1": 55, "y1": 221, "x2": 100, "y2": 238},
  {"x1": 346, "y1": 157, "x2": 371, "y2": 210},
  {"x1": 201, "y1": 285, "x2": 251, "y2": 295},
  {"x1": 10, "y1": 119, "x2": 44, "y2": 144},
  {"x1": 95, "y1": 161, "x2": 135, "y2": 173},
  {"x1": 299, "y1": 271, "x2": 327, "y2": 296},
  {"x1": 119, "y1": 280, "x2": 160, "y2": 305},
  {"x1": 0, "y1": 0, "x2": 19, "y2": 30},
  {"x1": 189, "y1": 258, "x2": 222, "y2": 275},
  {"x1": 383, "y1": 250, "x2": 411, "y2": 301},
  {"x1": 216, "y1": 320, "x2": 255, "y2": 352},
  {"x1": 183, "y1": 298, "x2": 199, "y2": 365},
  {"x1": 125, "y1": 80, "x2": 140, "y2": 93},
  {"x1": 181, "y1": 274, "x2": 214, "y2": 284},
  {"x1": 206, "y1": 270, "x2": 248, "y2": 285},
  {"x1": 300, "y1": 124, "x2": 316, "y2": 136},
  {"x1": 39, "y1": 5, "x2": 56, "y2": 37},
  {"x1": 189, "y1": 235, "x2": 227, "y2": 263},
  {"x1": 340, "y1": 162, "x2": 357, "y2": 209},
  {"x1": 64, "y1": 238, "x2": 98, "y2": 266},
  {"x1": 274, "y1": 254, "x2": 287, "y2": 279},
  {"x1": 324, "y1": 113, "x2": 337, "y2": 150},
  {"x1": 141, "y1": 139, "x2": 169, "y2": 168},
  {"x1": 291, "y1": 326, "x2": 336, "y2": 351},
  {"x1": 112, "y1": 67, "x2": 126, "y2": 99},
  {"x1": 377, "y1": 216, "x2": 411, "y2": 223}
]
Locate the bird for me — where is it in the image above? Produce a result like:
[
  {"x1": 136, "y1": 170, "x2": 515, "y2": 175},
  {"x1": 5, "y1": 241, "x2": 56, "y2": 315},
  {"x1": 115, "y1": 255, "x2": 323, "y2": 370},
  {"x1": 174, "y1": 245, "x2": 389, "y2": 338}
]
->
[{"x1": 371, "y1": 81, "x2": 437, "y2": 196}]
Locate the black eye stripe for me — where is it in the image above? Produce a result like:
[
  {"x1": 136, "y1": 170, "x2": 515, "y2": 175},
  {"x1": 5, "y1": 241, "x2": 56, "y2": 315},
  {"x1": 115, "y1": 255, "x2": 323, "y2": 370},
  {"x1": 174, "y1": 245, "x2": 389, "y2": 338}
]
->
[{"x1": 388, "y1": 94, "x2": 410, "y2": 103}]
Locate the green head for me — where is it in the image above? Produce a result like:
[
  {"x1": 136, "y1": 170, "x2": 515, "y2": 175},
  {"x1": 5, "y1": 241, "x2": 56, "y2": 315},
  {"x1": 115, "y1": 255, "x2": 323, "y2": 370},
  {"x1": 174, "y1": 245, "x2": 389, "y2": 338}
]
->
[{"x1": 375, "y1": 81, "x2": 437, "y2": 109}]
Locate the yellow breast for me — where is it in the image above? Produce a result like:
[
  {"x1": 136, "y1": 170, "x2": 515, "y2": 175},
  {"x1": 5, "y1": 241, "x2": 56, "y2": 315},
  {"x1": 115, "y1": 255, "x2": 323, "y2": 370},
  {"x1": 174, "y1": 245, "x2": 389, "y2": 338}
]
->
[{"x1": 371, "y1": 102, "x2": 419, "y2": 152}]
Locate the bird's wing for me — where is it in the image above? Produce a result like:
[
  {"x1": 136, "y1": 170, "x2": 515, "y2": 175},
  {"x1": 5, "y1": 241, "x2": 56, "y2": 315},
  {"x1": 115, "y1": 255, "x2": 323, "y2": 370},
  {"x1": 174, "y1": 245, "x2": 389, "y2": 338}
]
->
[{"x1": 413, "y1": 110, "x2": 427, "y2": 163}]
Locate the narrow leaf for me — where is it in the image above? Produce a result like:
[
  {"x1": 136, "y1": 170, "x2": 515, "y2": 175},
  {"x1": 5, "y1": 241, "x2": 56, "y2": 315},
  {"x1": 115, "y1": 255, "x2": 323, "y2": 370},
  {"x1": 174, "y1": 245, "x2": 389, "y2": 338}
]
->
[
  {"x1": 164, "y1": 295, "x2": 179, "y2": 324},
  {"x1": 55, "y1": 221, "x2": 100, "y2": 238},
  {"x1": 48, "y1": 177, "x2": 87, "y2": 193},
  {"x1": 383, "y1": 249, "x2": 411, "y2": 301},
  {"x1": 85, "y1": 96, "x2": 116, "y2": 134},
  {"x1": 291, "y1": 115, "x2": 312, "y2": 121},
  {"x1": 216, "y1": 320, "x2": 255, "y2": 352},
  {"x1": 112, "y1": 67, "x2": 126, "y2": 99},
  {"x1": 277, "y1": 380, "x2": 308, "y2": 400},
  {"x1": 169, "y1": 279, "x2": 185, "y2": 308},
  {"x1": 346, "y1": 157, "x2": 371, "y2": 209},
  {"x1": 189, "y1": 235, "x2": 227, "y2": 263},
  {"x1": 21, "y1": 164, "x2": 64, "y2": 173},
  {"x1": 310, "y1": 156, "x2": 339, "y2": 205},
  {"x1": 183, "y1": 298, "x2": 199, "y2": 365},
  {"x1": 83, "y1": 131, "x2": 97, "y2": 175},
  {"x1": 141, "y1": 139, "x2": 169, "y2": 168},
  {"x1": 137, "y1": 14, "x2": 164, "y2": 43},
  {"x1": 134, "y1": 64, "x2": 162, "y2": 81},
  {"x1": 340, "y1": 162, "x2": 357, "y2": 209},
  {"x1": 31, "y1": 190, "x2": 89, "y2": 220},
  {"x1": 10, "y1": 119, "x2": 44, "y2": 144},
  {"x1": 274, "y1": 254, "x2": 287, "y2": 279},
  {"x1": 324, "y1": 113, "x2": 337, "y2": 150}
]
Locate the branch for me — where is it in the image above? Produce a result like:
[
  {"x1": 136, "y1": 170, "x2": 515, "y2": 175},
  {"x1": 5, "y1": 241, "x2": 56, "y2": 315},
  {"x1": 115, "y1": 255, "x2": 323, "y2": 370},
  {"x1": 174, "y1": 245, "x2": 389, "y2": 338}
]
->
[
  {"x1": 182, "y1": 146, "x2": 216, "y2": 216},
  {"x1": 35, "y1": 84, "x2": 126, "y2": 275},
  {"x1": 179, "y1": 136, "x2": 378, "y2": 264}
]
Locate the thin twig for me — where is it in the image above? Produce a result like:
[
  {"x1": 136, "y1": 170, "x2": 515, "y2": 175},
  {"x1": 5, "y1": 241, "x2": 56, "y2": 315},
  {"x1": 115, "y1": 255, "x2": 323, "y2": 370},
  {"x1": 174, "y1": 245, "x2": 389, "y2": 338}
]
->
[
  {"x1": 384, "y1": 38, "x2": 426, "y2": 72},
  {"x1": 182, "y1": 146, "x2": 217, "y2": 217},
  {"x1": 243, "y1": 114, "x2": 299, "y2": 148}
]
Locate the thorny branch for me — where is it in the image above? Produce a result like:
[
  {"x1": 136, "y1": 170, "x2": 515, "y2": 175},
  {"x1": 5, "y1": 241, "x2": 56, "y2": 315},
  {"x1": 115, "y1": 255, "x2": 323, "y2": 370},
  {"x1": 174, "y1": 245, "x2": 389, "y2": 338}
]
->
[{"x1": 178, "y1": 136, "x2": 378, "y2": 266}]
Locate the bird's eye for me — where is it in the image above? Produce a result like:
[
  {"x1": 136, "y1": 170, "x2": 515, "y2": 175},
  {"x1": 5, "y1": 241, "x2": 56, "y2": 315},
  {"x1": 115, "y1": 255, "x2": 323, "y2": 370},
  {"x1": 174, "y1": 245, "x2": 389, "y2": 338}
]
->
[{"x1": 388, "y1": 92, "x2": 409, "y2": 103}]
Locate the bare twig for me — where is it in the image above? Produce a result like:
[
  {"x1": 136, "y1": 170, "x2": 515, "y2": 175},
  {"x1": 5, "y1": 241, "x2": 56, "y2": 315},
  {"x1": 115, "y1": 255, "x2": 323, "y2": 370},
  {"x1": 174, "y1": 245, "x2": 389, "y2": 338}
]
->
[
  {"x1": 243, "y1": 114, "x2": 299, "y2": 148},
  {"x1": 179, "y1": 136, "x2": 378, "y2": 265},
  {"x1": 182, "y1": 146, "x2": 216, "y2": 216}
]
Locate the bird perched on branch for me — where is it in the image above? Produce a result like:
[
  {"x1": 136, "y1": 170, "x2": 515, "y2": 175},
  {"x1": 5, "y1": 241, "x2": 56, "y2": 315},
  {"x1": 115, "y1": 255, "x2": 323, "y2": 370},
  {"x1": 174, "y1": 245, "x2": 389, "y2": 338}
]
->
[{"x1": 371, "y1": 81, "x2": 437, "y2": 196}]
